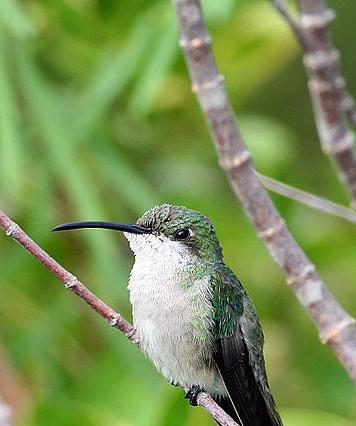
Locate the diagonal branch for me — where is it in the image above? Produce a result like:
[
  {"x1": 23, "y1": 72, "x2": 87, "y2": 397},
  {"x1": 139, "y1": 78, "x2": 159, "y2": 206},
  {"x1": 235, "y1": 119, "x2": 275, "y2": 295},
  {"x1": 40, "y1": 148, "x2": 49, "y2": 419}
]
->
[
  {"x1": 172, "y1": 0, "x2": 356, "y2": 381},
  {"x1": 271, "y1": 0, "x2": 356, "y2": 205},
  {"x1": 259, "y1": 173, "x2": 356, "y2": 224},
  {"x1": 0, "y1": 211, "x2": 136, "y2": 341},
  {"x1": 0, "y1": 210, "x2": 239, "y2": 426}
]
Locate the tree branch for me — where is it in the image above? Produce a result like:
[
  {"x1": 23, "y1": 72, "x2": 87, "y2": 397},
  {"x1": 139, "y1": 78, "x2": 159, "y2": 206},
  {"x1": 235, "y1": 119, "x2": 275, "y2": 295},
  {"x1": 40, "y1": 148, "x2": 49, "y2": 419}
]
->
[
  {"x1": 172, "y1": 0, "x2": 356, "y2": 381},
  {"x1": 0, "y1": 211, "x2": 136, "y2": 341},
  {"x1": 196, "y1": 393, "x2": 238, "y2": 426},
  {"x1": 0, "y1": 210, "x2": 239, "y2": 426},
  {"x1": 271, "y1": 0, "x2": 356, "y2": 205}
]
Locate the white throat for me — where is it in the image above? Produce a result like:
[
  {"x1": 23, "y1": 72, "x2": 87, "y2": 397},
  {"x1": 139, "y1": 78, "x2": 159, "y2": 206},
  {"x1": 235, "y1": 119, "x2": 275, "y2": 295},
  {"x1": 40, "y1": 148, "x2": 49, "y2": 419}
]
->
[{"x1": 124, "y1": 232, "x2": 193, "y2": 266}]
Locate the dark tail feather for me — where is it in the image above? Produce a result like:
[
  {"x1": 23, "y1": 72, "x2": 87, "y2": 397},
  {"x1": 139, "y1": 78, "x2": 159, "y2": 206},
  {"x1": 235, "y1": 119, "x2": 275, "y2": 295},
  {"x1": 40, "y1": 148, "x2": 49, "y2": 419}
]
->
[
  {"x1": 214, "y1": 393, "x2": 282, "y2": 426},
  {"x1": 214, "y1": 329, "x2": 283, "y2": 426}
]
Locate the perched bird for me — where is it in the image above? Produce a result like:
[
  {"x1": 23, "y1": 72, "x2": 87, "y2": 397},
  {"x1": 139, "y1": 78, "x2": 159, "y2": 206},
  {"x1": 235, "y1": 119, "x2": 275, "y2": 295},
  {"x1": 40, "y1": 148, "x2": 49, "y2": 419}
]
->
[{"x1": 53, "y1": 204, "x2": 283, "y2": 426}]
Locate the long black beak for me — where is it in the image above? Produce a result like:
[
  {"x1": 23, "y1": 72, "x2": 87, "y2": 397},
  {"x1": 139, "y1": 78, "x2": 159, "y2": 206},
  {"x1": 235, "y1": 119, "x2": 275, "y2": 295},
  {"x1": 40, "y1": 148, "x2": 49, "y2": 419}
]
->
[{"x1": 52, "y1": 221, "x2": 151, "y2": 235}]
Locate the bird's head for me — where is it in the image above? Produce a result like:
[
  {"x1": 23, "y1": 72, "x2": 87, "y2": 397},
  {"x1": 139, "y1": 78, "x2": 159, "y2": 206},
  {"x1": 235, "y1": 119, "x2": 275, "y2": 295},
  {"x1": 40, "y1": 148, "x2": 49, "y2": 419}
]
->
[{"x1": 53, "y1": 204, "x2": 223, "y2": 262}]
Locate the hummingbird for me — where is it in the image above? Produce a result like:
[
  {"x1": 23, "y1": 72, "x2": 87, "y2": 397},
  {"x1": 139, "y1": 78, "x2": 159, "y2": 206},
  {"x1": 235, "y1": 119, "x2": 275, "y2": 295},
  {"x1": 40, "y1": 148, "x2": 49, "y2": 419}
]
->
[{"x1": 53, "y1": 204, "x2": 283, "y2": 426}]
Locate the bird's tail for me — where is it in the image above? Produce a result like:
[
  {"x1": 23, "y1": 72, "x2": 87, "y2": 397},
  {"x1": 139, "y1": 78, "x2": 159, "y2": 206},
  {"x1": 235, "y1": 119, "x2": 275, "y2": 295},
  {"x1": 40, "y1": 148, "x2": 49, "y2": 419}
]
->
[{"x1": 214, "y1": 392, "x2": 283, "y2": 426}]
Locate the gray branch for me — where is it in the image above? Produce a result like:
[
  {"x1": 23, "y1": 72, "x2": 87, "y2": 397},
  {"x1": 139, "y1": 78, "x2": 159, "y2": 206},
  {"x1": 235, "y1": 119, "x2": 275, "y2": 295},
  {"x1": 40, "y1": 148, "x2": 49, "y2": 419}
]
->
[
  {"x1": 271, "y1": 0, "x2": 356, "y2": 205},
  {"x1": 259, "y1": 174, "x2": 356, "y2": 224},
  {"x1": 172, "y1": 0, "x2": 356, "y2": 381}
]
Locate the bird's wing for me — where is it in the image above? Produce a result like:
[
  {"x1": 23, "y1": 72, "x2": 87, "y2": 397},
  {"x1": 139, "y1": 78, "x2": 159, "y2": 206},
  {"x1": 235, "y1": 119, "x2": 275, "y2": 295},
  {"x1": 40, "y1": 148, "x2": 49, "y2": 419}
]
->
[{"x1": 211, "y1": 267, "x2": 283, "y2": 426}]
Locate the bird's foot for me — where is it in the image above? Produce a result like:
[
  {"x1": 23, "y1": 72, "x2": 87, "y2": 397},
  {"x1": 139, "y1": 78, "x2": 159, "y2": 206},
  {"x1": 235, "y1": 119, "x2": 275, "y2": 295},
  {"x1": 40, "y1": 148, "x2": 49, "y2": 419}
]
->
[{"x1": 184, "y1": 385, "x2": 202, "y2": 406}]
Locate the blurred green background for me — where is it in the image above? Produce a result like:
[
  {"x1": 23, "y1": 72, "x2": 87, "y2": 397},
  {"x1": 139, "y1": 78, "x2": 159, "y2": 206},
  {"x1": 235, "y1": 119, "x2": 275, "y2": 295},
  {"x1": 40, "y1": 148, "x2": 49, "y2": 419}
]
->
[{"x1": 0, "y1": 0, "x2": 355, "y2": 425}]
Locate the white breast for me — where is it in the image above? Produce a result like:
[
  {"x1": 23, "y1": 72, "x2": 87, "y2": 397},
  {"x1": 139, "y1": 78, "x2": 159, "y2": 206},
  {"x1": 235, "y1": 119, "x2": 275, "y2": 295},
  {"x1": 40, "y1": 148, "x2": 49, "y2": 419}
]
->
[{"x1": 126, "y1": 233, "x2": 226, "y2": 396}]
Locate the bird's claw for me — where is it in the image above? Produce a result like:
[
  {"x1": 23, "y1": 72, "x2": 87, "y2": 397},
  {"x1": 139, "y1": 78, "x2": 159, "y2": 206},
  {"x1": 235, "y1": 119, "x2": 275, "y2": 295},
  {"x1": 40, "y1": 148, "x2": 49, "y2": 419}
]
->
[{"x1": 184, "y1": 385, "x2": 201, "y2": 406}]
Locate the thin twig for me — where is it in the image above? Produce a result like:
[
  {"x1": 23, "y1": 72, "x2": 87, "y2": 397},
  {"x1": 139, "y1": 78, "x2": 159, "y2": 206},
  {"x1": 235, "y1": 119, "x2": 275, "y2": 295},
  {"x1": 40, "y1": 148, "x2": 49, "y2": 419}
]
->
[
  {"x1": 271, "y1": 0, "x2": 356, "y2": 205},
  {"x1": 172, "y1": 0, "x2": 356, "y2": 381},
  {"x1": 0, "y1": 210, "x2": 239, "y2": 426},
  {"x1": 270, "y1": 0, "x2": 308, "y2": 48},
  {"x1": 259, "y1": 173, "x2": 356, "y2": 223}
]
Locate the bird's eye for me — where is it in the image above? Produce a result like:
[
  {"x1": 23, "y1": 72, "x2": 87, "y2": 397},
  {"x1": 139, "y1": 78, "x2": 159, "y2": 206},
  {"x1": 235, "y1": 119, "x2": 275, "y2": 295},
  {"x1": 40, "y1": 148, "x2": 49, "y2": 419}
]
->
[{"x1": 173, "y1": 228, "x2": 191, "y2": 241}]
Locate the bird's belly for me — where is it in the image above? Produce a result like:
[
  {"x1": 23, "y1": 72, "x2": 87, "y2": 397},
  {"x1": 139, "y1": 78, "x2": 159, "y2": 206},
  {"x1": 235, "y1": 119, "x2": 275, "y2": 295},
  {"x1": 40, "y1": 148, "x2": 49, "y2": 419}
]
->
[
  {"x1": 134, "y1": 314, "x2": 226, "y2": 396},
  {"x1": 129, "y1": 273, "x2": 227, "y2": 396}
]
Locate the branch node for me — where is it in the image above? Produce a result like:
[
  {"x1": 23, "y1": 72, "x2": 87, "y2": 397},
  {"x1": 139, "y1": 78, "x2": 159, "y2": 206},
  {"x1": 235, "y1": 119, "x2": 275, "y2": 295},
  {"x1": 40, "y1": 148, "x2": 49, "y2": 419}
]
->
[
  {"x1": 64, "y1": 276, "x2": 79, "y2": 289},
  {"x1": 340, "y1": 94, "x2": 355, "y2": 113},
  {"x1": 180, "y1": 35, "x2": 211, "y2": 49},
  {"x1": 125, "y1": 328, "x2": 140, "y2": 344},
  {"x1": 258, "y1": 219, "x2": 284, "y2": 241},
  {"x1": 5, "y1": 223, "x2": 19, "y2": 237},
  {"x1": 192, "y1": 75, "x2": 224, "y2": 93},
  {"x1": 287, "y1": 264, "x2": 316, "y2": 287},
  {"x1": 219, "y1": 150, "x2": 251, "y2": 171},
  {"x1": 320, "y1": 318, "x2": 356, "y2": 344},
  {"x1": 323, "y1": 132, "x2": 355, "y2": 155},
  {"x1": 109, "y1": 314, "x2": 121, "y2": 327},
  {"x1": 308, "y1": 75, "x2": 345, "y2": 95},
  {"x1": 300, "y1": 9, "x2": 336, "y2": 30},
  {"x1": 304, "y1": 49, "x2": 340, "y2": 72}
]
